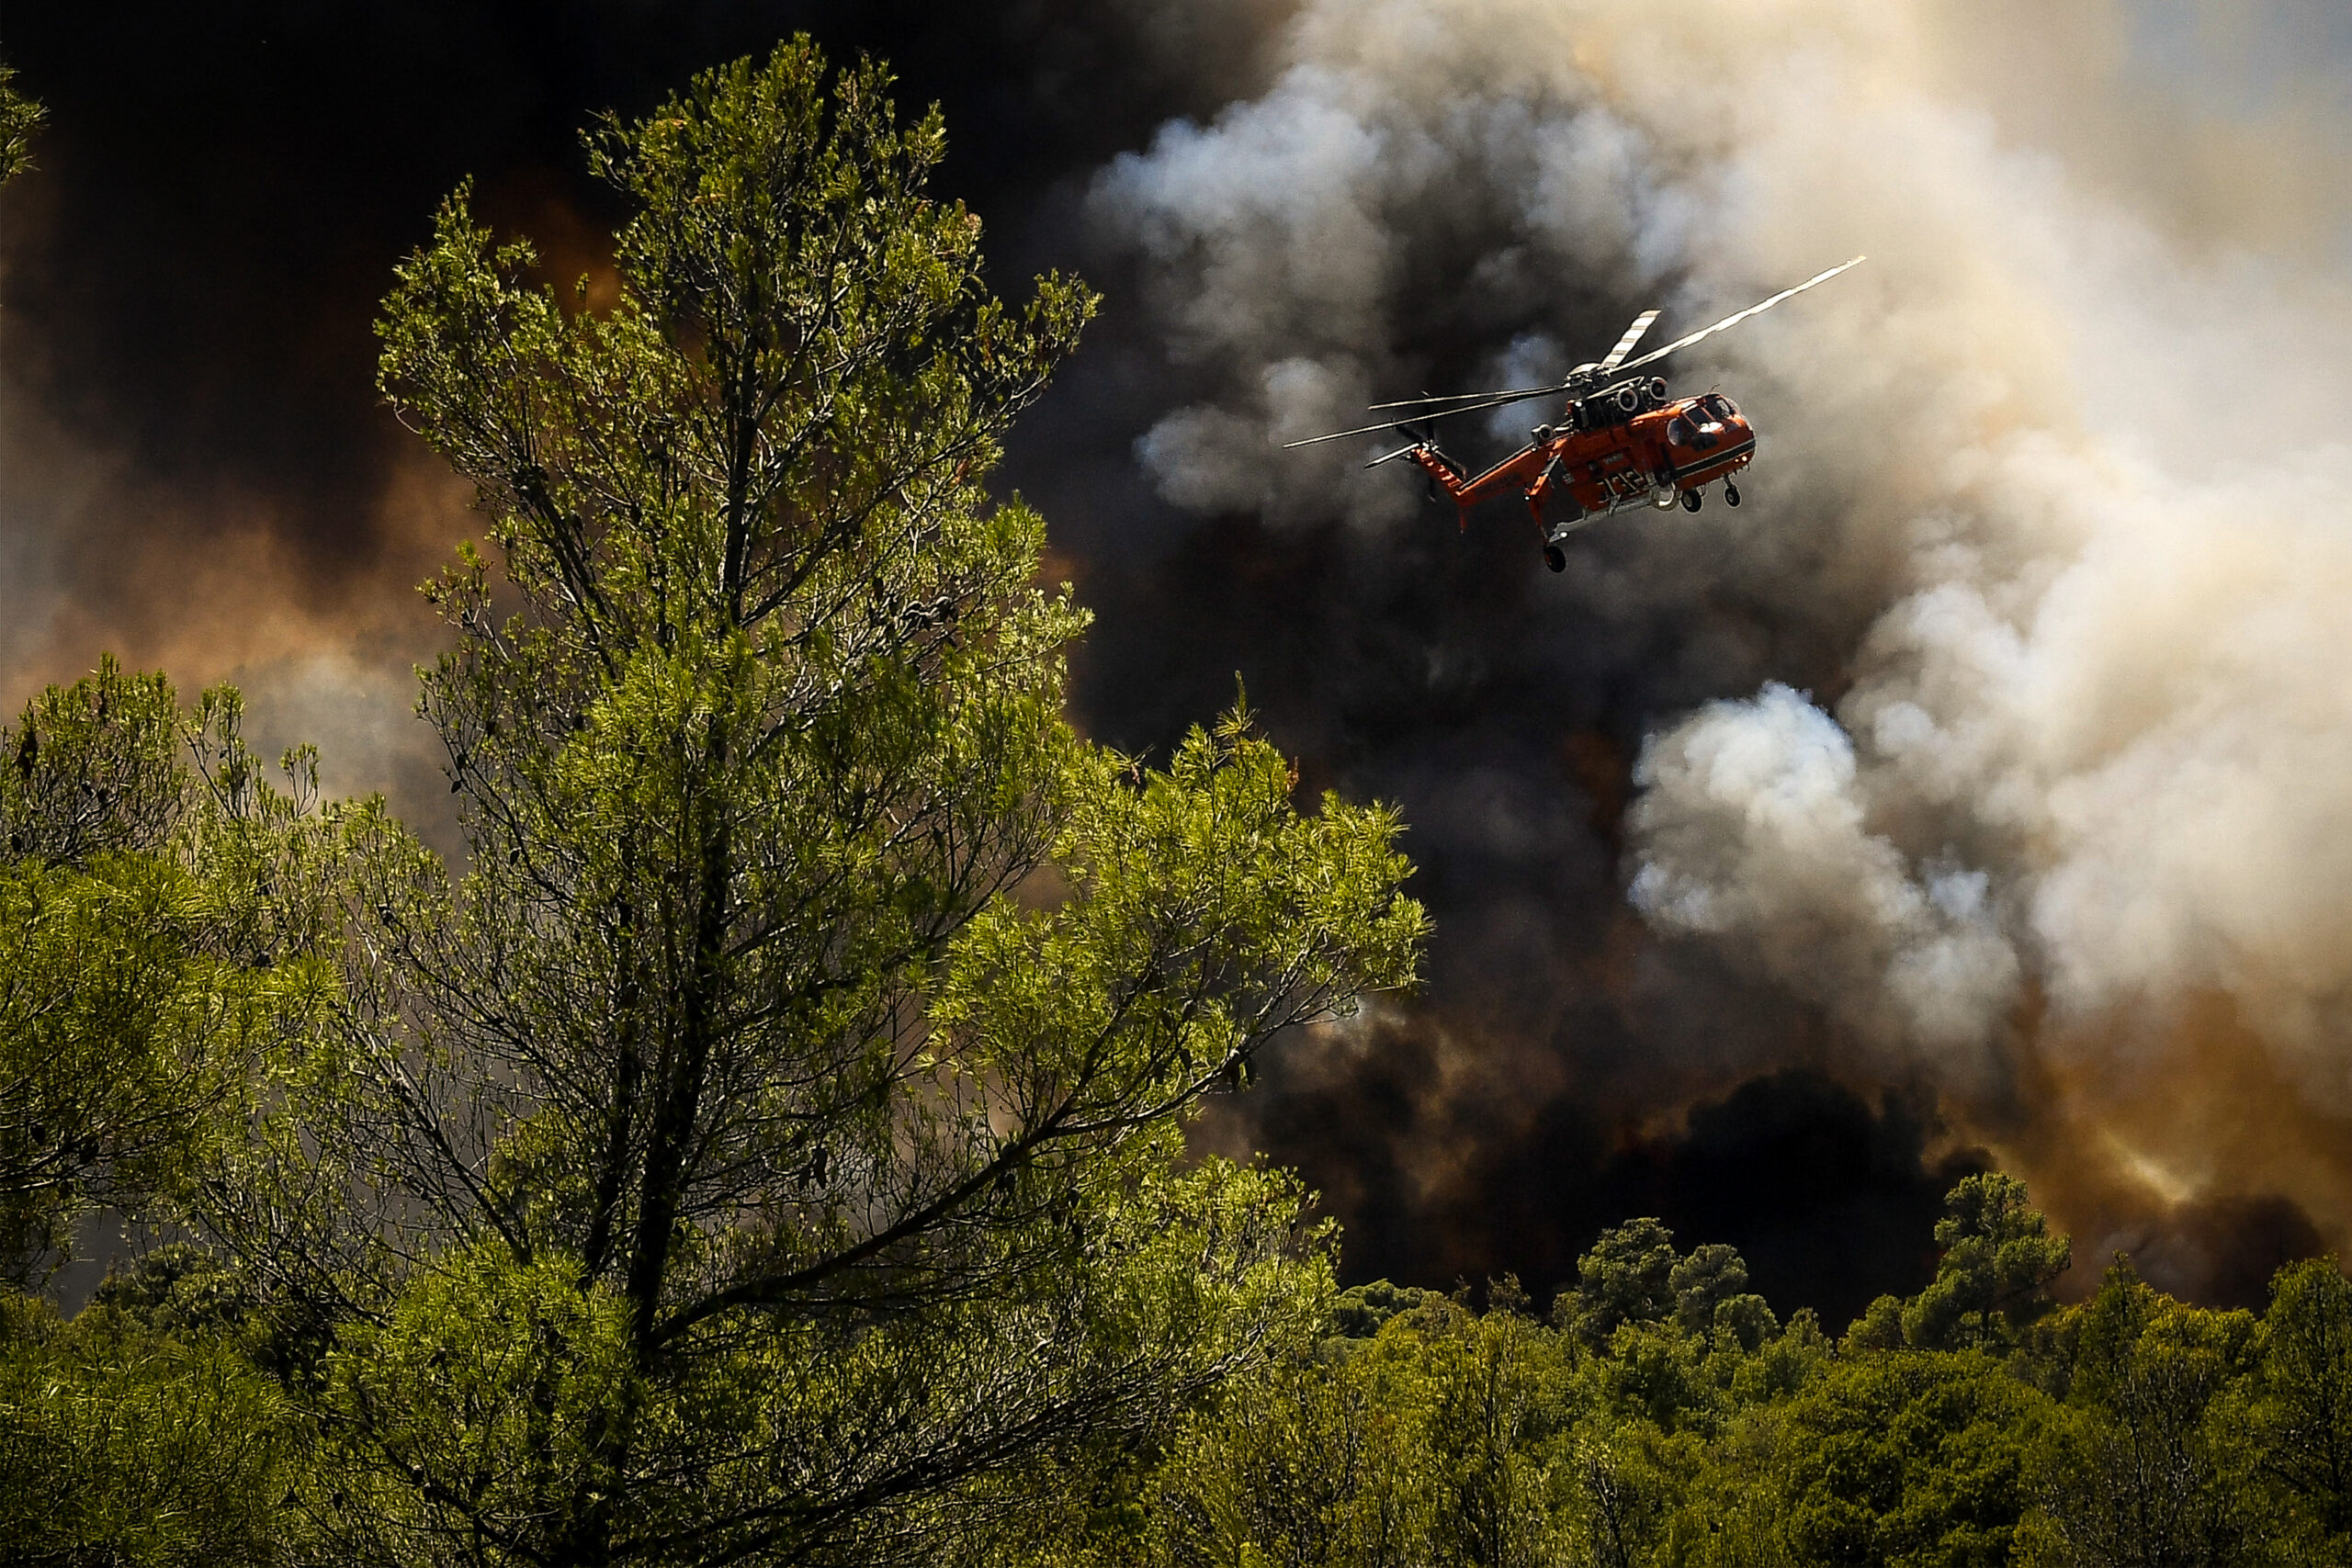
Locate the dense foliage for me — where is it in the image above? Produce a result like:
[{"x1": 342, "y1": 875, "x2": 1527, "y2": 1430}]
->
[
  {"x1": 990, "y1": 1207, "x2": 2352, "y2": 1568},
  {"x1": 0, "y1": 56, "x2": 39, "y2": 187},
  {"x1": 0, "y1": 665, "x2": 332, "y2": 1286},
  {"x1": 2, "y1": 34, "x2": 2347, "y2": 1568}
]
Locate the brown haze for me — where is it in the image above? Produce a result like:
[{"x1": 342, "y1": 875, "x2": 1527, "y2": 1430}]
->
[{"x1": 0, "y1": 323, "x2": 465, "y2": 831}]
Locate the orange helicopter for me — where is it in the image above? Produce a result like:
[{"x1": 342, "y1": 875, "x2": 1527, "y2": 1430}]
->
[{"x1": 1286, "y1": 257, "x2": 1866, "y2": 572}]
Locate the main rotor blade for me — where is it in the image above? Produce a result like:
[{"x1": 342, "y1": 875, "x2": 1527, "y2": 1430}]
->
[
  {"x1": 1282, "y1": 378, "x2": 1571, "y2": 447},
  {"x1": 1282, "y1": 418, "x2": 1444, "y2": 450},
  {"x1": 1611, "y1": 255, "x2": 1866, "y2": 378},
  {"x1": 1596, "y1": 309, "x2": 1661, "y2": 372},
  {"x1": 1370, "y1": 381, "x2": 1578, "y2": 424},
  {"x1": 1367, "y1": 380, "x2": 1564, "y2": 413}
]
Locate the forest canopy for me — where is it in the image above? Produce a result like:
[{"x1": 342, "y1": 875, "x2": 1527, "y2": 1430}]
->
[{"x1": 2, "y1": 36, "x2": 2349, "y2": 1568}]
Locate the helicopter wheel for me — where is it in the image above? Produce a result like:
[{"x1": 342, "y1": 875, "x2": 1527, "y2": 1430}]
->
[
  {"x1": 1543, "y1": 544, "x2": 1566, "y2": 574},
  {"x1": 1724, "y1": 480, "x2": 1742, "y2": 508},
  {"x1": 1679, "y1": 488, "x2": 1702, "y2": 513}
]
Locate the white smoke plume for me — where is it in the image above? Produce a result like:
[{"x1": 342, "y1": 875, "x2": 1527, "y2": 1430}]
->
[
  {"x1": 1087, "y1": 0, "x2": 2352, "y2": 1237},
  {"x1": 1626, "y1": 682, "x2": 2020, "y2": 1081}
]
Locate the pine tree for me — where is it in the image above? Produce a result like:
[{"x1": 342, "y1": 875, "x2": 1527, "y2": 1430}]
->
[{"x1": 203, "y1": 39, "x2": 1424, "y2": 1567}]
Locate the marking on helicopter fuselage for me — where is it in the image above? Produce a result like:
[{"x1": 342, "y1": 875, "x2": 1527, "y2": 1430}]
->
[{"x1": 1669, "y1": 438, "x2": 1755, "y2": 480}]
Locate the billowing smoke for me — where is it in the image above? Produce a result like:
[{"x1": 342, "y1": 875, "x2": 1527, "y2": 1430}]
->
[
  {"x1": 1081, "y1": 0, "x2": 2352, "y2": 1299},
  {"x1": 11, "y1": 0, "x2": 2352, "y2": 1311},
  {"x1": 1628, "y1": 682, "x2": 2020, "y2": 1079}
]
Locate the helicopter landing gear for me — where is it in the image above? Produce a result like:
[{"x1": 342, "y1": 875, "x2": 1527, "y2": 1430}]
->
[
  {"x1": 1679, "y1": 488, "x2": 1702, "y2": 513},
  {"x1": 1724, "y1": 480, "x2": 1742, "y2": 508},
  {"x1": 1543, "y1": 544, "x2": 1567, "y2": 573}
]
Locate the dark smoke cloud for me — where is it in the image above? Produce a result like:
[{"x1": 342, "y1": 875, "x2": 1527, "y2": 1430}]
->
[
  {"x1": 0, "y1": 0, "x2": 1289, "y2": 825},
  {"x1": 1224, "y1": 1030, "x2": 1985, "y2": 1327},
  {"x1": 2121, "y1": 1195, "x2": 2326, "y2": 1314},
  {"x1": 6, "y1": 1, "x2": 2346, "y2": 1317}
]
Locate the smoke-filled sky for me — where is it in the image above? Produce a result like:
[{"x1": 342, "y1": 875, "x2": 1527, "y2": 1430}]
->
[{"x1": 7, "y1": 0, "x2": 2352, "y2": 1321}]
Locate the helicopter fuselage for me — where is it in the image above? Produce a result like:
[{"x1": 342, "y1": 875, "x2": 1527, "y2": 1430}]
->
[
  {"x1": 1289, "y1": 256, "x2": 1862, "y2": 570},
  {"x1": 1409, "y1": 383, "x2": 1755, "y2": 538}
]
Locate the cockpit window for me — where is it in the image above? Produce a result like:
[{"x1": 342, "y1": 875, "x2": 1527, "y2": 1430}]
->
[
  {"x1": 1667, "y1": 415, "x2": 1694, "y2": 446},
  {"x1": 1703, "y1": 394, "x2": 1739, "y2": 421}
]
